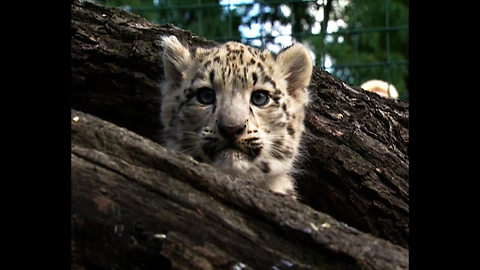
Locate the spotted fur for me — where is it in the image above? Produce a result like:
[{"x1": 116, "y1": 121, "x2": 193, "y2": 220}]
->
[{"x1": 160, "y1": 36, "x2": 313, "y2": 198}]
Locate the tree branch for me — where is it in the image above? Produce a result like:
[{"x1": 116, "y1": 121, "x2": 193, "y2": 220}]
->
[{"x1": 72, "y1": 108, "x2": 407, "y2": 270}]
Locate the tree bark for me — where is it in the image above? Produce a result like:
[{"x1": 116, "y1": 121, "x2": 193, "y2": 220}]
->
[
  {"x1": 71, "y1": 108, "x2": 407, "y2": 270},
  {"x1": 71, "y1": 0, "x2": 409, "y2": 269}
]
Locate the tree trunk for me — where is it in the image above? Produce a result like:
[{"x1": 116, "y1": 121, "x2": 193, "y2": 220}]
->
[{"x1": 71, "y1": 1, "x2": 409, "y2": 269}]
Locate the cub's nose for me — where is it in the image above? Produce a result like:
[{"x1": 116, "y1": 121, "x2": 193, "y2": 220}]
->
[{"x1": 218, "y1": 124, "x2": 245, "y2": 143}]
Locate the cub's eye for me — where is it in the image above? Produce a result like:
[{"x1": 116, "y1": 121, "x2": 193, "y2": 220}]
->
[
  {"x1": 196, "y1": 87, "x2": 215, "y2": 105},
  {"x1": 251, "y1": 90, "x2": 269, "y2": 107}
]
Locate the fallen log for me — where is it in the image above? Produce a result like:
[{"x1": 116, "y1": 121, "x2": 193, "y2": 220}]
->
[{"x1": 71, "y1": 109, "x2": 407, "y2": 269}]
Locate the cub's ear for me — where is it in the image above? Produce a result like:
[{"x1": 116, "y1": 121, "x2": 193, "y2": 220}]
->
[
  {"x1": 161, "y1": 36, "x2": 192, "y2": 85},
  {"x1": 276, "y1": 43, "x2": 313, "y2": 94}
]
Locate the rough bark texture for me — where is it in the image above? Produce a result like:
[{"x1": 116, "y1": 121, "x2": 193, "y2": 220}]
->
[
  {"x1": 71, "y1": 108, "x2": 407, "y2": 270},
  {"x1": 71, "y1": 0, "x2": 409, "y2": 268}
]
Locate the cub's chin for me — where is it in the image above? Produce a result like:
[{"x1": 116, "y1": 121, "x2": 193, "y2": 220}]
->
[{"x1": 211, "y1": 148, "x2": 251, "y2": 174}]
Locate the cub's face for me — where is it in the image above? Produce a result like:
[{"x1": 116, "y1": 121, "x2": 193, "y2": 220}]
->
[{"x1": 160, "y1": 36, "x2": 312, "y2": 182}]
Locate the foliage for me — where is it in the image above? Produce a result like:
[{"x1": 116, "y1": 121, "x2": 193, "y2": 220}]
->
[
  {"x1": 304, "y1": 0, "x2": 409, "y2": 98},
  {"x1": 239, "y1": 0, "x2": 317, "y2": 48},
  {"x1": 239, "y1": 0, "x2": 409, "y2": 99},
  {"x1": 95, "y1": 0, "x2": 242, "y2": 42}
]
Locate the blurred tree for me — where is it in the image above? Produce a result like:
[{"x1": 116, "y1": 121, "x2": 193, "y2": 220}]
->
[
  {"x1": 239, "y1": 0, "x2": 318, "y2": 49},
  {"x1": 95, "y1": 0, "x2": 243, "y2": 42},
  {"x1": 240, "y1": 0, "x2": 409, "y2": 99},
  {"x1": 305, "y1": 0, "x2": 409, "y2": 99}
]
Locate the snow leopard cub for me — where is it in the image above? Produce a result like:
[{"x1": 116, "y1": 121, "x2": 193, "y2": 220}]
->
[{"x1": 160, "y1": 36, "x2": 312, "y2": 198}]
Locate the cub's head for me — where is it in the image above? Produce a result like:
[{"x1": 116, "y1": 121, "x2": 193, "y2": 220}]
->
[{"x1": 160, "y1": 36, "x2": 312, "y2": 185}]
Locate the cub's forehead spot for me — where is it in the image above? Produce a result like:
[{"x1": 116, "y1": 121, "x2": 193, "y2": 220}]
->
[{"x1": 197, "y1": 42, "x2": 269, "y2": 64}]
